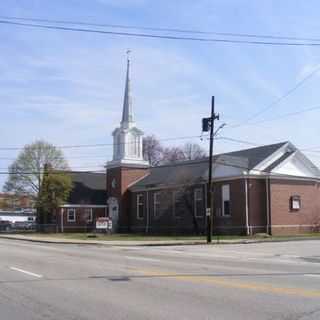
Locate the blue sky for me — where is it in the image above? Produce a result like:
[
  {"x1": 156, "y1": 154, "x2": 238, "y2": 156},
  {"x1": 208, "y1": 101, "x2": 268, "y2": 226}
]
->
[{"x1": 1, "y1": 0, "x2": 320, "y2": 188}]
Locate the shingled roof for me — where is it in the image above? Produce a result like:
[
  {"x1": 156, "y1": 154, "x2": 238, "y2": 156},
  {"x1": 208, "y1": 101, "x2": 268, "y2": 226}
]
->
[
  {"x1": 67, "y1": 172, "x2": 106, "y2": 205},
  {"x1": 222, "y1": 141, "x2": 288, "y2": 169},
  {"x1": 129, "y1": 142, "x2": 289, "y2": 191}
]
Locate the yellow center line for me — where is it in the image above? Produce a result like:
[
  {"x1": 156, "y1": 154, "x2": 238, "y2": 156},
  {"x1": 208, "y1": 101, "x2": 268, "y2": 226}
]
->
[{"x1": 130, "y1": 267, "x2": 320, "y2": 299}]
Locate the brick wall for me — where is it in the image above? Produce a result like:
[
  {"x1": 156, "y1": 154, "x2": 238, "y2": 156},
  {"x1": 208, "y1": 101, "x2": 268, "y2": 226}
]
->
[
  {"x1": 213, "y1": 179, "x2": 247, "y2": 235},
  {"x1": 130, "y1": 185, "x2": 206, "y2": 235},
  {"x1": 248, "y1": 179, "x2": 268, "y2": 234},
  {"x1": 56, "y1": 207, "x2": 106, "y2": 232},
  {"x1": 106, "y1": 166, "x2": 149, "y2": 231},
  {"x1": 270, "y1": 179, "x2": 320, "y2": 235}
]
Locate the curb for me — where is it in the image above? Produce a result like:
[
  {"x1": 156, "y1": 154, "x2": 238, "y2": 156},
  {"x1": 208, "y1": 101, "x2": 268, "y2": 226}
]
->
[
  {"x1": 0, "y1": 235, "x2": 319, "y2": 247},
  {"x1": 0, "y1": 235, "x2": 207, "y2": 246}
]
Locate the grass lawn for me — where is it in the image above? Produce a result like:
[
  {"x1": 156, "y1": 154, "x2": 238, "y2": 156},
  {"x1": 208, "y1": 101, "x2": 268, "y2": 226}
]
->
[
  {"x1": 15, "y1": 232, "x2": 320, "y2": 242},
  {"x1": 8, "y1": 232, "x2": 320, "y2": 243},
  {"x1": 23, "y1": 233, "x2": 208, "y2": 241}
]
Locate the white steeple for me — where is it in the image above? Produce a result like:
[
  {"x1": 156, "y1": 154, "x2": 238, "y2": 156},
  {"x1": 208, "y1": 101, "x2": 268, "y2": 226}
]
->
[
  {"x1": 107, "y1": 52, "x2": 149, "y2": 168},
  {"x1": 121, "y1": 54, "x2": 133, "y2": 128}
]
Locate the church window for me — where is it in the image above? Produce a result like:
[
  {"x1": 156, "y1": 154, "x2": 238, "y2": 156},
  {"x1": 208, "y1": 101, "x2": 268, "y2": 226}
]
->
[
  {"x1": 154, "y1": 192, "x2": 161, "y2": 218},
  {"x1": 137, "y1": 194, "x2": 144, "y2": 219}
]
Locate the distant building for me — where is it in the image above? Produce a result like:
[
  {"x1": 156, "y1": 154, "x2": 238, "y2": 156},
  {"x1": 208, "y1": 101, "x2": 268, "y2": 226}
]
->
[{"x1": 0, "y1": 193, "x2": 35, "y2": 211}]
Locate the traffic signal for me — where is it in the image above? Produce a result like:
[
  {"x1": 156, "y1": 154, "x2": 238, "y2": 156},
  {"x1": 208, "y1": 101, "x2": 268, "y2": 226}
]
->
[{"x1": 202, "y1": 117, "x2": 211, "y2": 132}]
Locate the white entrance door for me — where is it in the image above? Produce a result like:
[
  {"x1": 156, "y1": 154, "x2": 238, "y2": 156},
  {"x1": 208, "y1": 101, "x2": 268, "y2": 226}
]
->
[{"x1": 107, "y1": 197, "x2": 119, "y2": 232}]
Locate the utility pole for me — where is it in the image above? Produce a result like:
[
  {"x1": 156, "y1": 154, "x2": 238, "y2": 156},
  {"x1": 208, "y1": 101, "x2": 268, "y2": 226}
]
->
[{"x1": 202, "y1": 96, "x2": 219, "y2": 243}]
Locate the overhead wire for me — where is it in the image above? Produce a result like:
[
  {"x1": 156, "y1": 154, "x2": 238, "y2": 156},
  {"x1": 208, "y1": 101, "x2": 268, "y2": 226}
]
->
[
  {"x1": 2, "y1": 157, "x2": 318, "y2": 181},
  {"x1": 2, "y1": 19, "x2": 320, "y2": 46},
  {"x1": 0, "y1": 134, "x2": 206, "y2": 151},
  {"x1": 2, "y1": 15, "x2": 320, "y2": 43},
  {"x1": 226, "y1": 104, "x2": 320, "y2": 129},
  {"x1": 229, "y1": 63, "x2": 320, "y2": 128}
]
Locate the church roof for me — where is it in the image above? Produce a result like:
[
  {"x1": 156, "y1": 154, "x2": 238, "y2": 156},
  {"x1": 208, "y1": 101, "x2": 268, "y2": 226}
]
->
[
  {"x1": 67, "y1": 172, "x2": 106, "y2": 205},
  {"x1": 129, "y1": 142, "x2": 290, "y2": 191}
]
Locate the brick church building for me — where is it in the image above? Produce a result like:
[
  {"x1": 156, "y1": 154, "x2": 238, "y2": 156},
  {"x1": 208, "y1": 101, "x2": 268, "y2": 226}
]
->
[{"x1": 59, "y1": 56, "x2": 320, "y2": 235}]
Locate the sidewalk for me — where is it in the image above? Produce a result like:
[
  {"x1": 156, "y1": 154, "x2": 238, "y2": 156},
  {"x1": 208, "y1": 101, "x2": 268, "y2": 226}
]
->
[
  {"x1": 0, "y1": 234, "x2": 208, "y2": 246},
  {"x1": 0, "y1": 233, "x2": 266, "y2": 246},
  {"x1": 1, "y1": 233, "x2": 319, "y2": 246}
]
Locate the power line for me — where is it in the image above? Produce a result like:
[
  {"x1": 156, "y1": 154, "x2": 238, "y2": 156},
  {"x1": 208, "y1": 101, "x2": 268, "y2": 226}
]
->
[
  {"x1": 0, "y1": 135, "x2": 205, "y2": 151},
  {"x1": 231, "y1": 63, "x2": 320, "y2": 128},
  {"x1": 216, "y1": 136, "x2": 260, "y2": 147},
  {"x1": 217, "y1": 135, "x2": 320, "y2": 159},
  {"x1": 2, "y1": 15, "x2": 320, "y2": 43},
  {"x1": 1, "y1": 158, "x2": 317, "y2": 181},
  {"x1": 227, "y1": 104, "x2": 320, "y2": 129},
  {"x1": 2, "y1": 19, "x2": 320, "y2": 47}
]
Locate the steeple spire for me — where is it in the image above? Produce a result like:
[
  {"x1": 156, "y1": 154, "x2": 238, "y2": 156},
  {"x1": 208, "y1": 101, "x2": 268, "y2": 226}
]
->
[
  {"x1": 121, "y1": 50, "x2": 133, "y2": 128},
  {"x1": 107, "y1": 50, "x2": 149, "y2": 168}
]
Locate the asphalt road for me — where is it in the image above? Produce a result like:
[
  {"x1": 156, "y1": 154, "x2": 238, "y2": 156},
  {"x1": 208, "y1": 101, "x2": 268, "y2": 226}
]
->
[{"x1": 1, "y1": 239, "x2": 320, "y2": 320}]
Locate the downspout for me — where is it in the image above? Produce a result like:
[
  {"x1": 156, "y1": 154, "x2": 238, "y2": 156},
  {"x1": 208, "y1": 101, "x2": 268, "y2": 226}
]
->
[
  {"x1": 266, "y1": 177, "x2": 272, "y2": 235},
  {"x1": 204, "y1": 182, "x2": 208, "y2": 234},
  {"x1": 61, "y1": 208, "x2": 64, "y2": 233},
  {"x1": 146, "y1": 190, "x2": 149, "y2": 234},
  {"x1": 244, "y1": 177, "x2": 250, "y2": 235}
]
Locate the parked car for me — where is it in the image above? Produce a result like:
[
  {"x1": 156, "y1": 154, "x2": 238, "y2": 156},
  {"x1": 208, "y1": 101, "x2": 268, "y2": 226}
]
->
[
  {"x1": 0, "y1": 220, "x2": 12, "y2": 231},
  {"x1": 13, "y1": 221, "x2": 36, "y2": 230}
]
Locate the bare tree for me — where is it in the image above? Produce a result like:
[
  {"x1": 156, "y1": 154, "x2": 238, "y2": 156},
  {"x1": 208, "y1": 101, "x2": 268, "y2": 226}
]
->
[
  {"x1": 173, "y1": 168, "x2": 204, "y2": 235},
  {"x1": 161, "y1": 146, "x2": 185, "y2": 164},
  {"x1": 143, "y1": 135, "x2": 163, "y2": 166},
  {"x1": 143, "y1": 136, "x2": 207, "y2": 166},
  {"x1": 182, "y1": 142, "x2": 207, "y2": 160}
]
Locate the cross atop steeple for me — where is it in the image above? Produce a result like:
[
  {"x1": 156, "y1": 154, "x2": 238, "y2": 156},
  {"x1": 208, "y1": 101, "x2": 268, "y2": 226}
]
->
[{"x1": 121, "y1": 50, "x2": 133, "y2": 128}]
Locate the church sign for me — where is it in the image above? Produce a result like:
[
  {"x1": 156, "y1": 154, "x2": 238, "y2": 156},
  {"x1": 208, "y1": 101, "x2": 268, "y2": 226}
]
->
[{"x1": 96, "y1": 217, "x2": 112, "y2": 230}]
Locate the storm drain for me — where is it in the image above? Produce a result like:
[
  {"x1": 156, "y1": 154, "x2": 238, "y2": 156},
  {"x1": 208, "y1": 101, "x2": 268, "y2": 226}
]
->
[
  {"x1": 108, "y1": 276, "x2": 131, "y2": 282},
  {"x1": 300, "y1": 256, "x2": 320, "y2": 264}
]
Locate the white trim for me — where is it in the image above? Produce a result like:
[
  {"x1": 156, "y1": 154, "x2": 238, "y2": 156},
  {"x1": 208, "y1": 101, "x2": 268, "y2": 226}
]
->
[
  {"x1": 136, "y1": 193, "x2": 144, "y2": 220},
  {"x1": 270, "y1": 150, "x2": 320, "y2": 178},
  {"x1": 61, "y1": 204, "x2": 107, "y2": 208},
  {"x1": 253, "y1": 142, "x2": 291, "y2": 172},
  {"x1": 194, "y1": 188, "x2": 204, "y2": 218},
  {"x1": 67, "y1": 208, "x2": 76, "y2": 222},
  {"x1": 106, "y1": 159, "x2": 149, "y2": 169}
]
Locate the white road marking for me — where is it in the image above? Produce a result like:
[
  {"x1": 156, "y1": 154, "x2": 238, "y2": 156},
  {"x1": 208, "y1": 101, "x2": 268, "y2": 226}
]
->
[
  {"x1": 304, "y1": 274, "x2": 320, "y2": 278},
  {"x1": 10, "y1": 267, "x2": 43, "y2": 278},
  {"x1": 125, "y1": 256, "x2": 161, "y2": 263}
]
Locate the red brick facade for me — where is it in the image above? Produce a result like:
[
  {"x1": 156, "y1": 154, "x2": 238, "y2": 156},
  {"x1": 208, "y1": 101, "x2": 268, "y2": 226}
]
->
[
  {"x1": 56, "y1": 207, "x2": 107, "y2": 232},
  {"x1": 126, "y1": 176, "x2": 320, "y2": 235},
  {"x1": 270, "y1": 179, "x2": 320, "y2": 235},
  {"x1": 106, "y1": 166, "x2": 149, "y2": 231}
]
